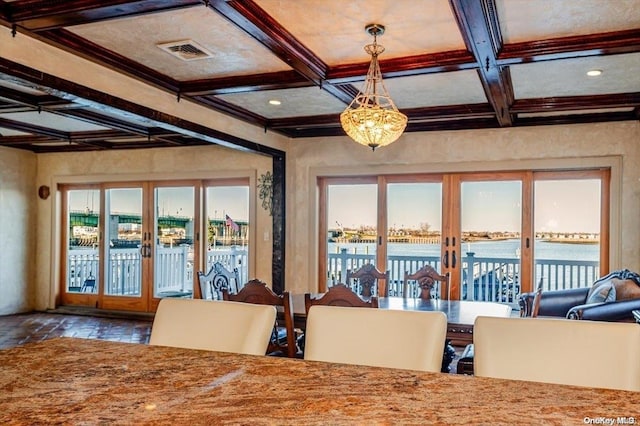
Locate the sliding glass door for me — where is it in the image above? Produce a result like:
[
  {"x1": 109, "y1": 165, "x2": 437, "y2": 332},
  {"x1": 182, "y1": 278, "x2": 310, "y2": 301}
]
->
[{"x1": 318, "y1": 169, "x2": 609, "y2": 305}]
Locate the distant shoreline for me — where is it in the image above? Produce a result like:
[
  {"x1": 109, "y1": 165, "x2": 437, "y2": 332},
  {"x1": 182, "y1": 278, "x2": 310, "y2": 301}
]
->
[{"x1": 330, "y1": 236, "x2": 599, "y2": 244}]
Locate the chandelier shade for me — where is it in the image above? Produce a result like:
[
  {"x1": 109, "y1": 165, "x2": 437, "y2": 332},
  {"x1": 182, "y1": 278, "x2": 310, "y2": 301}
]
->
[{"x1": 340, "y1": 24, "x2": 407, "y2": 151}]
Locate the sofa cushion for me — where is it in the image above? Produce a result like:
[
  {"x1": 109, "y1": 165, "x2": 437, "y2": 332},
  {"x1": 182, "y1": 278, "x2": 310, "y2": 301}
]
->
[
  {"x1": 612, "y1": 278, "x2": 640, "y2": 301},
  {"x1": 586, "y1": 281, "x2": 616, "y2": 304}
]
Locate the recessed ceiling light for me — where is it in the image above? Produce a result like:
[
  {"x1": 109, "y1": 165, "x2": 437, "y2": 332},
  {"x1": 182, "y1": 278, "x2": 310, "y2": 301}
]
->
[
  {"x1": 269, "y1": 99, "x2": 281, "y2": 106},
  {"x1": 586, "y1": 69, "x2": 602, "y2": 77}
]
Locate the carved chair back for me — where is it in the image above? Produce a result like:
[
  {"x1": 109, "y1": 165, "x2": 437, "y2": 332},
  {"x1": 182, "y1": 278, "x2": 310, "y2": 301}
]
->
[
  {"x1": 222, "y1": 279, "x2": 297, "y2": 358},
  {"x1": 305, "y1": 284, "x2": 378, "y2": 315},
  {"x1": 403, "y1": 265, "x2": 449, "y2": 300},
  {"x1": 197, "y1": 261, "x2": 240, "y2": 300},
  {"x1": 346, "y1": 263, "x2": 390, "y2": 298}
]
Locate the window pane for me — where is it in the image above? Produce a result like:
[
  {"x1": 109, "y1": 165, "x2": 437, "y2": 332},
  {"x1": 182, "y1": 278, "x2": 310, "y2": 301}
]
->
[
  {"x1": 387, "y1": 182, "x2": 442, "y2": 297},
  {"x1": 154, "y1": 186, "x2": 195, "y2": 298},
  {"x1": 66, "y1": 190, "x2": 100, "y2": 293},
  {"x1": 326, "y1": 184, "x2": 377, "y2": 287},
  {"x1": 461, "y1": 181, "x2": 522, "y2": 305},
  {"x1": 534, "y1": 179, "x2": 600, "y2": 290},
  {"x1": 204, "y1": 186, "x2": 249, "y2": 296}
]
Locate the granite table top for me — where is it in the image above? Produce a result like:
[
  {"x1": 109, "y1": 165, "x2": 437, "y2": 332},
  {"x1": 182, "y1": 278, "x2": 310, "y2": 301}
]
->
[{"x1": 1, "y1": 337, "x2": 638, "y2": 425}]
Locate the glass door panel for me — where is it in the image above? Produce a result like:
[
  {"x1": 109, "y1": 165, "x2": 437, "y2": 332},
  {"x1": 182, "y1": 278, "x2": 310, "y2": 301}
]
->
[
  {"x1": 104, "y1": 187, "x2": 143, "y2": 298},
  {"x1": 387, "y1": 182, "x2": 442, "y2": 297},
  {"x1": 154, "y1": 186, "x2": 195, "y2": 298},
  {"x1": 534, "y1": 179, "x2": 601, "y2": 291},
  {"x1": 460, "y1": 181, "x2": 522, "y2": 305},
  {"x1": 204, "y1": 185, "x2": 250, "y2": 296},
  {"x1": 326, "y1": 184, "x2": 378, "y2": 288},
  {"x1": 65, "y1": 189, "x2": 100, "y2": 295}
]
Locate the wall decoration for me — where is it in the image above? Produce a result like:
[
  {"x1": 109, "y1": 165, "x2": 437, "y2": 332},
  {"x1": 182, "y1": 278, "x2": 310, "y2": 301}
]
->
[
  {"x1": 258, "y1": 171, "x2": 273, "y2": 216},
  {"x1": 38, "y1": 185, "x2": 50, "y2": 200}
]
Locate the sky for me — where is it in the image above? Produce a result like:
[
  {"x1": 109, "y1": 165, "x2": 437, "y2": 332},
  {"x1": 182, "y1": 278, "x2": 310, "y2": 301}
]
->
[
  {"x1": 68, "y1": 179, "x2": 602, "y2": 234},
  {"x1": 328, "y1": 179, "x2": 602, "y2": 233},
  {"x1": 69, "y1": 186, "x2": 249, "y2": 222}
]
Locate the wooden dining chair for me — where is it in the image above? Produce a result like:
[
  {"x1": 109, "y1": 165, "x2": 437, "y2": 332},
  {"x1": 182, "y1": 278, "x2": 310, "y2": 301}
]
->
[
  {"x1": 149, "y1": 298, "x2": 276, "y2": 356},
  {"x1": 304, "y1": 305, "x2": 448, "y2": 372},
  {"x1": 473, "y1": 316, "x2": 640, "y2": 391},
  {"x1": 346, "y1": 263, "x2": 390, "y2": 298},
  {"x1": 304, "y1": 283, "x2": 378, "y2": 314},
  {"x1": 222, "y1": 279, "x2": 297, "y2": 358},
  {"x1": 403, "y1": 264, "x2": 449, "y2": 300},
  {"x1": 197, "y1": 261, "x2": 240, "y2": 300}
]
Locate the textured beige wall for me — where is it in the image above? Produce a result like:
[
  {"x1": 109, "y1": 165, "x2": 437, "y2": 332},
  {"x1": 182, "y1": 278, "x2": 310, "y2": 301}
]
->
[
  {"x1": 0, "y1": 147, "x2": 37, "y2": 315},
  {"x1": 34, "y1": 145, "x2": 273, "y2": 311},
  {"x1": 3, "y1": 121, "x2": 639, "y2": 313},
  {"x1": 287, "y1": 121, "x2": 640, "y2": 294}
]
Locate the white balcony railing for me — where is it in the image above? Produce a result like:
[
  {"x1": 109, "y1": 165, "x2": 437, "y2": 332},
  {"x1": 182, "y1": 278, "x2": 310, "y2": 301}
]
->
[
  {"x1": 328, "y1": 248, "x2": 599, "y2": 307},
  {"x1": 67, "y1": 246, "x2": 248, "y2": 296}
]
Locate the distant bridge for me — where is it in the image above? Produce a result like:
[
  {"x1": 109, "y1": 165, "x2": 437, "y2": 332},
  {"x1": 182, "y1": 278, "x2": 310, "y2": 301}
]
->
[{"x1": 69, "y1": 211, "x2": 246, "y2": 229}]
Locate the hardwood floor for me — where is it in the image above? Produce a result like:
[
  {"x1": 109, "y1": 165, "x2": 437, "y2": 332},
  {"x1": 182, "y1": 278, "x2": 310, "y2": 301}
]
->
[
  {"x1": 0, "y1": 312, "x2": 151, "y2": 350},
  {"x1": 0, "y1": 311, "x2": 466, "y2": 373}
]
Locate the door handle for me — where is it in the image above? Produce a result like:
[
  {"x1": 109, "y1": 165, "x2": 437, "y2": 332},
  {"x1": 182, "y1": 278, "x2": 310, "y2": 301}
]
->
[
  {"x1": 443, "y1": 250, "x2": 449, "y2": 268},
  {"x1": 452, "y1": 250, "x2": 457, "y2": 268}
]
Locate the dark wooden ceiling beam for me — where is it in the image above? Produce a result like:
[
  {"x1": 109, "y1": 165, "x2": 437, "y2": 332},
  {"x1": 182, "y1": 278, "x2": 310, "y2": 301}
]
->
[
  {"x1": 327, "y1": 50, "x2": 478, "y2": 84},
  {"x1": 0, "y1": 134, "x2": 60, "y2": 145},
  {"x1": 515, "y1": 111, "x2": 637, "y2": 127},
  {"x1": 268, "y1": 103, "x2": 496, "y2": 132},
  {"x1": 180, "y1": 70, "x2": 312, "y2": 96},
  {"x1": 450, "y1": 0, "x2": 513, "y2": 127},
  {"x1": 499, "y1": 29, "x2": 640, "y2": 65},
  {"x1": 512, "y1": 93, "x2": 640, "y2": 113},
  {"x1": 4, "y1": 0, "x2": 202, "y2": 31}
]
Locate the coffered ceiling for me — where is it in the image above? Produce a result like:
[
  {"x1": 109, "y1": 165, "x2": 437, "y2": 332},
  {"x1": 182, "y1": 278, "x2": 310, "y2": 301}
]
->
[{"x1": 0, "y1": 0, "x2": 639, "y2": 153}]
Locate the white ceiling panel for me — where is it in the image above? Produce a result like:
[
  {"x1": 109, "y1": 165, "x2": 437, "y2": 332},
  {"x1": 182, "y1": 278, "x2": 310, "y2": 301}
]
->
[
  {"x1": 69, "y1": 7, "x2": 292, "y2": 80},
  {"x1": 498, "y1": 0, "x2": 640, "y2": 43},
  {"x1": 217, "y1": 86, "x2": 347, "y2": 119},
  {"x1": 511, "y1": 52, "x2": 640, "y2": 99},
  {"x1": 0, "y1": 79, "x2": 48, "y2": 95},
  {"x1": 2, "y1": 111, "x2": 110, "y2": 132},
  {"x1": 0, "y1": 126, "x2": 29, "y2": 136},
  {"x1": 384, "y1": 70, "x2": 488, "y2": 108},
  {"x1": 255, "y1": 0, "x2": 465, "y2": 65}
]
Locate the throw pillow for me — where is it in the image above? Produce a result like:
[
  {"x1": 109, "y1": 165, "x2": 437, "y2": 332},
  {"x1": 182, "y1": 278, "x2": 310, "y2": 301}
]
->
[{"x1": 586, "y1": 280, "x2": 616, "y2": 304}]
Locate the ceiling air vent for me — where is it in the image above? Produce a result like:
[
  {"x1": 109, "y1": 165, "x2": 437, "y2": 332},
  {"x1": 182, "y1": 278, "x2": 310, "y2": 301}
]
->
[{"x1": 157, "y1": 40, "x2": 214, "y2": 61}]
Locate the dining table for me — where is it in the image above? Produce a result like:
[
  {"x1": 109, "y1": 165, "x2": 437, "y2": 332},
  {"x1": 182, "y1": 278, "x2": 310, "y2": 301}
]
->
[
  {"x1": 291, "y1": 295, "x2": 513, "y2": 346},
  {"x1": 1, "y1": 337, "x2": 638, "y2": 425}
]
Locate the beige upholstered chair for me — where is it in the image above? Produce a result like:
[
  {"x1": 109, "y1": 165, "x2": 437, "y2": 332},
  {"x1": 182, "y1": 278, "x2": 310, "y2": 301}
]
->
[
  {"x1": 149, "y1": 298, "x2": 276, "y2": 356},
  {"x1": 304, "y1": 305, "x2": 448, "y2": 372},
  {"x1": 473, "y1": 316, "x2": 640, "y2": 391}
]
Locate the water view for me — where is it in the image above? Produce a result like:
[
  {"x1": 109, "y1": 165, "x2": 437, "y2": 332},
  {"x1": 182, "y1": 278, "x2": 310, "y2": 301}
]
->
[{"x1": 329, "y1": 239, "x2": 599, "y2": 261}]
